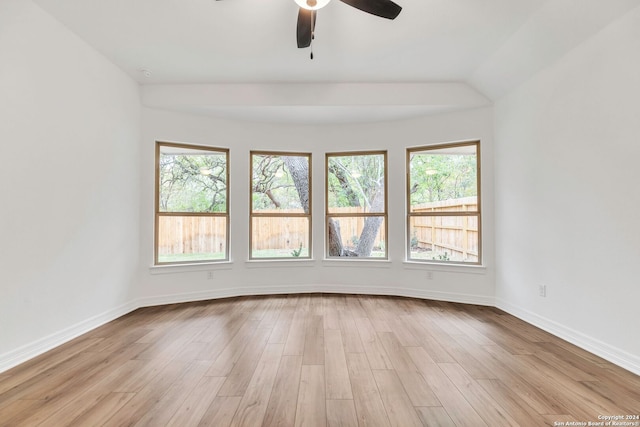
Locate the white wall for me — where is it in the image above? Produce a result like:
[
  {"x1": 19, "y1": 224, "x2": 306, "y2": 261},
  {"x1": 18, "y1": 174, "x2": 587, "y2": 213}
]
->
[
  {"x1": 0, "y1": 0, "x2": 141, "y2": 370},
  {"x1": 138, "y1": 107, "x2": 495, "y2": 306},
  {"x1": 494, "y1": 6, "x2": 640, "y2": 373}
]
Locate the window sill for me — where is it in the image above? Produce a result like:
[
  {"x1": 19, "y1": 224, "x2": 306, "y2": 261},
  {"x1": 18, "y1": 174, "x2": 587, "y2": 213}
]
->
[
  {"x1": 149, "y1": 261, "x2": 233, "y2": 275},
  {"x1": 402, "y1": 261, "x2": 486, "y2": 274}
]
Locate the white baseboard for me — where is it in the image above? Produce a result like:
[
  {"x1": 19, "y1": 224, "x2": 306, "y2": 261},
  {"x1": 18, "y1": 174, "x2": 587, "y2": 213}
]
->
[
  {"x1": 2, "y1": 284, "x2": 492, "y2": 373},
  {"x1": 0, "y1": 300, "x2": 138, "y2": 374},
  {"x1": 136, "y1": 284, "x2": 495, "y2": 308},
  {"x1": 495, "y1": 298, "x2": 640, "y2": 376},
  {"x1": 5, "y1": 288, "x2": 637, "y2": 378}
]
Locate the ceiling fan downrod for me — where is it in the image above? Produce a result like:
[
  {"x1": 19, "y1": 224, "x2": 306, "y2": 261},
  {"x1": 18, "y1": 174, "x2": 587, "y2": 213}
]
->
[{"x1": 310, "y1": 11, "x2": 315, "y2": 59}]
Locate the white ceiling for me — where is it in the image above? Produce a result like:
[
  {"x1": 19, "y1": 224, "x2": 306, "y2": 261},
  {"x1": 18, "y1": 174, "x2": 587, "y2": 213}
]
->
[{"x1": 32, "y1": 0, "x2": 640, "y2": 123}]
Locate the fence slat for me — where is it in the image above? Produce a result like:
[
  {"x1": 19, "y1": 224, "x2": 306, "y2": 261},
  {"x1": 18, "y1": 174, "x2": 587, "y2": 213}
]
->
[{"x1": 159, "y1": 199, "x2": 476, "y2": 258}]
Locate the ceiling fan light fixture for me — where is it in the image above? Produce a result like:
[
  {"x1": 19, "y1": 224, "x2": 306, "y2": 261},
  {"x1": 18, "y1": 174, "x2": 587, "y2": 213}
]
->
[{"x1": 294, "y1": 0, "x2": 331, "y2": 11}]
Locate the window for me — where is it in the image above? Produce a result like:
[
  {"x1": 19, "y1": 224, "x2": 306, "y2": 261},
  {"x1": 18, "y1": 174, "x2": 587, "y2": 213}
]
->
[
  {"x1": 250, "y1": 151, "x2": 311, "y2": 259},
  {"x1": 407, "y1": 141, "x2": 481, "y2": 264},
  {"x1": 326, "y1": 151, "x2": 387, "y2": 259},
  {"x1": 155, "y1": 142, "x2": 229, "y2": 264}
]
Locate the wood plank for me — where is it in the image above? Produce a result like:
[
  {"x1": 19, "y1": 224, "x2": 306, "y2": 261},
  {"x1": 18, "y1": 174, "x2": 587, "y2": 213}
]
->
[
  {"x1": 434, "y1": 329, "x2": 497, "y2": 380},
  {"x1": 69, "y1": 392, "x2": 135, "y2": 427},
  {"x1": 324, "y1": 329, "x2": 353, "y2": 400},
  {"x1": 438, "y1": 362, "x2": 520, "y2": 426},
  {"x1": 263, "y1": 355, "x2": 303, "y2": 427},
  {"x1": 338, "y1": 309, "x2": 365, "y2": 354},
  {"x1": 477, "y1": 378, "x2": 546, "y2": 426},
  {"x1": 354, "y1": 317, "x2": 393, "y2": 370},
  {"x1": 322, "y1": 295, "x2": 341, "y2": 331},
  {"x1": 101, "y1": 361, "x2": 190, "y2": 427},
  {"x1": 302, "y1": 315, "x2": 324, "y2": 365},
  {"x1": 133, "y1": 360, "x2": 212, "y2": 426},
  {"x1": 514, "y1": 353, "x2": 629, "y2": 419},
  {"x1": 405, "y1": 317, "x2": 456, "y2": 363},
  {"x1": 257, "y1": 297, "x2": 286, "y2": 329},
  {"x1": 479, "y1": 344, "x2": 572, "y2": 415},
  {"x1": 10, "y1": 344, "x2": 150, "y2": 426},
  {"x1": 294, "y1": 365, "x2": 326, "y2": 427},
  {"x1": 0, "y1": 399, "x2": 43, "y2": 427},
  {"x1": 205, "y1": 320, "x2": 262, "y2": 377},
  {"x1": 283, "y1": 312, "x2": 306, "y2": 356},
  {"x1": 377, "y1": 332, "x2": 439, "y2": 406},
  {"x1": 2, "y1": 295, "x2": 639, "y2": 427},
  {"x1": 326, "y1": 399, "x2": 359, "y2": 427},
  {"x1": 166, "y1": 376, "x2": 226, "y2": 426},
  {"x1": 405, "y1": 346, "x2": 488, "y2": 427},
  {"x1": 579, "y1": 380, "x2": 640, "y2": 414},
  {"x1": 388, "y1": 316, "x2": 420, "y2": 347},
  {"x1": 216, "y1": 327, "x2": 271, "y2": 396},
  {"x1": 371, "y1": 369, "x2": 423, "y2": 427},
  {"x1": 268, "y1": 305, "x2": 295, "y2": 344},
  {"x1": 197, "y1": 396, "x2": 241, "y2": 427},
  {"x1": 229, "y1": 343, "x2": 284, "y2": 426},
  {"x1": 346, "y1": 353, "x2": 391, "y2": 427},
  {"x1": 195, "y1": 312, "x2": 252, "y2": 360},
  {"x1": 0, "y1": 335, "x2": 104, "y2": 392},
  {"x1": 415, "y1": 407, "x2": 455, "y2": 427}
]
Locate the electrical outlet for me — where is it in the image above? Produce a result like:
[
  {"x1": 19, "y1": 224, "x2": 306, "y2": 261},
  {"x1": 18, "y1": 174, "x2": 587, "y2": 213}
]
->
[
  {"x1": 426, "y1": 271, "x2": 434, "y2": 280},
  {"x1": 207, "y1": 271, "x2": 214, "y2": 280},
  {"x1": 538, "y1": 284, "x2": 547, "y2": 297}
]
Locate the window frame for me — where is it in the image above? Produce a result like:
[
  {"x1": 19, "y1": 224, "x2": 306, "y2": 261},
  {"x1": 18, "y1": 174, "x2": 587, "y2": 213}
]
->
[
  {"x1": 406, "y1": 140, "x2": 482, "y2": 265},
  {"x1": 325, "y1": 150, "x2": 389, "y2": 260},
  {"x1": 249, "y1": 150, "x2": 312, "y2": 260},
  {"x1": 154, "y1": 141, "x2": 230, "y2": 265}
]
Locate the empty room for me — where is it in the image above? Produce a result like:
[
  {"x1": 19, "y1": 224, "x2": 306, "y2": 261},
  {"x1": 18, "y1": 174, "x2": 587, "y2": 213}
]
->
[{"x1": 1, "y1": 0, "x2": 639, "y2": 426}]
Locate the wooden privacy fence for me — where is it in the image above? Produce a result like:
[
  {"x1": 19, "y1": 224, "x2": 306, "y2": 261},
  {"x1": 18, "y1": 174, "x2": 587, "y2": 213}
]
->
[
  {"x1": 411, "y1": 196, "x2": 479, "y2": 262},
  {"x1": 158, "y1": 198, "x2": 477, "y2": 257},
  {"x1": 157, "y1": 216, "x2": 227, "y2": 256},
  {"x1": 158, "y1": 209, "x2": 386, "y2": 255},
  {"x1": 250, "y1": 208, "x2": 386, "y2": 251}
]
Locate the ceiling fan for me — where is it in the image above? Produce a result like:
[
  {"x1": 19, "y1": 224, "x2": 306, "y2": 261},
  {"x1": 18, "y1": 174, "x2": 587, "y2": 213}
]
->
[{"x1": 295, "y1": 0, "x2": 402, "y2": 57}]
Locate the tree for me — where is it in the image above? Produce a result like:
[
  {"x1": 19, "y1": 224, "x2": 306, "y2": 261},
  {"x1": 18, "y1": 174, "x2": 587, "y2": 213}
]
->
[
  {"x1": 263, "y1": 153, "x2": 385, "y2": 257},
  {"x1": 409, "y1": 151, "x2": 477, "y2": 205},
  {"x1": 326, "y1": 154, "x2": 385, "y2": 257},
  {"x1": 159, "y1": 152, "x2": 227, "y2": 212},
  {"x1": 251, "y1": 154, "x2": 308, "y2": 212},
  {"x1": 163, "y1": 151, "x2": 385, "y2": 258}
]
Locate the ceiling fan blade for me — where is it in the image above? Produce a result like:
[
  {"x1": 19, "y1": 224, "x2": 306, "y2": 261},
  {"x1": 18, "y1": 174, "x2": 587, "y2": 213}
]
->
[
  {"x1": 296, "y1": 8, "x2": 317, "y2": 48},
  {"x1": 338, "y1": 0, "x2": 401, "y2": 19}
]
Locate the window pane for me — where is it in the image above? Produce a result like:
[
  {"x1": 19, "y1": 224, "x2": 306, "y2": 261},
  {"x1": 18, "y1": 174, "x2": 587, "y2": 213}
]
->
[
  {"x1": 251, "y1": 217, "x2": 310, "y2": 258},
  {"x1": 157, "y1": 215, "x2": 227, "y2": 263},
  {"x1": 327, "y1": 216, "x2": 386, "y2": 258},
  {"x1": 252, "y1": 154, "x2": 309, "y2": 213},
  {"x1": 409, "y1": 144, "x2": 477, "y2": 212},
  {"x1": 327, "y1": 153, "x2": 385, "y2": 213},
  {"x1": 159, "y1": 145, "x2": 227, "y2": 213},
  {"x1": 408, "y1": 215, "x2": 479, "y2": 263}
]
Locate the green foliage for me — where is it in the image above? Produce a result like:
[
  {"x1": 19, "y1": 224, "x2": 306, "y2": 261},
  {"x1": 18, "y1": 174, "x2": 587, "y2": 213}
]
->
[
  {"x1": 327, "y1": 154, "x2": 385, "y2": 211},
  {"x1": 159, "y1": 152, "x2": 227, "y2": 213},
  {"x1": 291, "y1": 243, "x2": 304, "y2": 257},
  {"x1": 251, "y1": 154, "x2": 305, "y2": 211},
  {"x1": 433, "y1": 252, "x2": 450, "y2": 261},
  {"x1": 409, "y1": 149, "x2": 477, "y2": 206},
  {"x1": 410, "y1": 232, "x2": 419, "y2": 249}
]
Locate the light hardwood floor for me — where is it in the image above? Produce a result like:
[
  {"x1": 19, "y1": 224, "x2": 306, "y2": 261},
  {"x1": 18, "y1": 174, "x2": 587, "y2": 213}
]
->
[{"x1": 1, "y1": 294, "x2": 638, "y2": 426}]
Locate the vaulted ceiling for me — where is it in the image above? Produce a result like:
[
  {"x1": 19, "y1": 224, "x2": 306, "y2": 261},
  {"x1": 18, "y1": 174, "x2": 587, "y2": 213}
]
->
[{"x1": 32, "y1": 0, "x2": 640, "y2": 123}]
